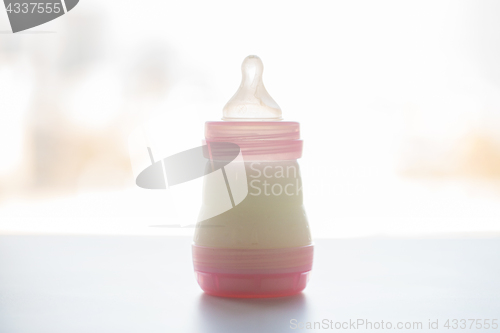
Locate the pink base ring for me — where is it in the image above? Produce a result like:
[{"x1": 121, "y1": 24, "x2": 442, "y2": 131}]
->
[
  {"x1": 194, "y1": 270, "x2": 311, "y2": 298},
  {"x1": 192, "y1": 244, "x2": 314, "y2": 298}
]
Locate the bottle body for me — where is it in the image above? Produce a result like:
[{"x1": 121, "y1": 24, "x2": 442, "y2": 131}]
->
[
  {"x1": 193, "y1": 160, "x2": 313, "y2": 298},
  {"x1": 192, "y1": 55, "x2": 312, "y2": 297}
]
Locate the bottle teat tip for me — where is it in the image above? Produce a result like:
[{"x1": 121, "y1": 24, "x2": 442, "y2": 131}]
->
[{"x1": 222, "y1": 55, "x2": 282, "y2": 121}]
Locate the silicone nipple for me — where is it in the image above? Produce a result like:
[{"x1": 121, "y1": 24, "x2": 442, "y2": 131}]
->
[{"x1": 223, "y1": 55, "x2": 282, "y2": 121}]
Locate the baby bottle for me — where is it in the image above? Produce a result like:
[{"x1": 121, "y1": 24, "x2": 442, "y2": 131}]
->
[{"x1": 192, "y1": 55, "x2": 313, "y2": 298}]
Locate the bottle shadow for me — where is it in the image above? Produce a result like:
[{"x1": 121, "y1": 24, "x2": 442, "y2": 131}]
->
[{"x1": 194, "y1": 292, "x2": 309, "y2": 333}]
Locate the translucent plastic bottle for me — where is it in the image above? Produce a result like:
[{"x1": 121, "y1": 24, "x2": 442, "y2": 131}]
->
[{"x1": 192, "y1": 56, "x2": 313, "y2": 298}]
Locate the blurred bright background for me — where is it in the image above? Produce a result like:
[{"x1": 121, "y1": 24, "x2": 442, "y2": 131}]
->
[{"x1": 1, "y1": 0, "x2": 500, "y2": 238}]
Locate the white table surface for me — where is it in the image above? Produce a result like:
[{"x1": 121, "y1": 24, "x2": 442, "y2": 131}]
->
[{"x1": 0, "y1": 236, "x2": 499, "y2": 332}]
